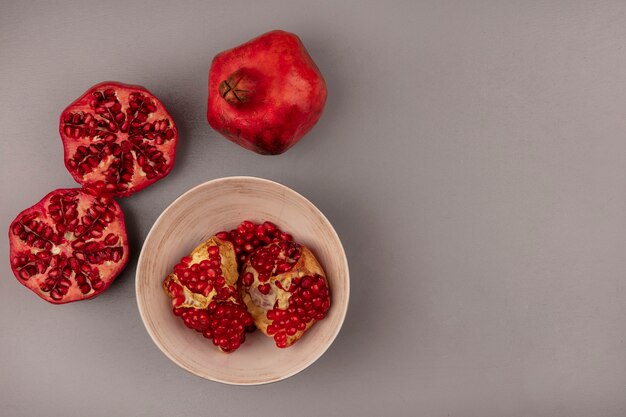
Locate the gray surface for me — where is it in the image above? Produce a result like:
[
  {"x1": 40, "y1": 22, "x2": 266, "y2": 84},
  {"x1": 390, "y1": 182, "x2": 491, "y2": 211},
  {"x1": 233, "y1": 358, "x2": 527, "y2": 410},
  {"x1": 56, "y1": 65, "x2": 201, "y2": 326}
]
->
[{"x1": 1, "y1": 1, "x2": 626, "y2": 416}]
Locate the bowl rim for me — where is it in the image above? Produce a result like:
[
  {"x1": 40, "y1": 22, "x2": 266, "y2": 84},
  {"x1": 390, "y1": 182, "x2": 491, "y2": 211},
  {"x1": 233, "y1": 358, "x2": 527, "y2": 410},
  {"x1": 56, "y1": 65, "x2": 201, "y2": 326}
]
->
[{"x1": 135, "y1": 176, "x2": 350, "y2": 385}]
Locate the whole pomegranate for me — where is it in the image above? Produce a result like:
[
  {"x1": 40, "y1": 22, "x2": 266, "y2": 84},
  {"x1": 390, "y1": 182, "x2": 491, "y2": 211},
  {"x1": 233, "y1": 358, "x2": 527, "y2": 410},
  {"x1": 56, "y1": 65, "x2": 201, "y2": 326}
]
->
[
  {"x1": 8, "y1": 188, "x2": 129, "y2": 304},
  {"x1": 59, "y1": 81, "x2": 178, "y2": 197},
  {"x1": 163, "y1": 236, "x2": 254, "y2": 353},
  {"x1": 239, "y1": 240, "x2": 331, "y2": 348},
  {"x1": 207, "y1": 30, "x2": 327, "y2": 155}
]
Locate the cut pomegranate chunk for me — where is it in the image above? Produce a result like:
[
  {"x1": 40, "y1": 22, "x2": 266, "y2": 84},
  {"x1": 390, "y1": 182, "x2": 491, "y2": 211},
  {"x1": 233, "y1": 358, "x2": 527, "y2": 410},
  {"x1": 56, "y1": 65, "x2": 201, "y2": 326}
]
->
[
  {"x1": 163, "y1": 236, "x2": 253, "y2": 353},
  {"x1": 239, "y1": 239, "x2": 330, "y2": 348}
]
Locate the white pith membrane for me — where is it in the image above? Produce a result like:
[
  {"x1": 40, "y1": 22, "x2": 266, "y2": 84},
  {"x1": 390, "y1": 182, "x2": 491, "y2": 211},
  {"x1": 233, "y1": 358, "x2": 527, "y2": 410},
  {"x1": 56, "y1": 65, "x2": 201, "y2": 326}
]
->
[{"x1": 9, "y1": 189, "x2": 127, "y2": 302}]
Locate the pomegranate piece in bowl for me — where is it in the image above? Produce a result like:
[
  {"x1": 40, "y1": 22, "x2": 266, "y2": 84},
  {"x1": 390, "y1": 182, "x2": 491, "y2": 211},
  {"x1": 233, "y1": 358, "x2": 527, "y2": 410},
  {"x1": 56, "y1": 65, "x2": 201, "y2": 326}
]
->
[
  {"x1": 163, "y1": 235, "x2": 254, "y2": 353},
  {"x1": 8, "y1": 188, "x2": 129, "y2": 304},
  {"x1": 239, "y1": 240, "x2": 331, "y2": 348},
  {"x1": 59, "y1": 81, "x2": 178, "y2": 197},
  {"x1": 207, "y1": 30, "x2": 327, "y2": 155}
]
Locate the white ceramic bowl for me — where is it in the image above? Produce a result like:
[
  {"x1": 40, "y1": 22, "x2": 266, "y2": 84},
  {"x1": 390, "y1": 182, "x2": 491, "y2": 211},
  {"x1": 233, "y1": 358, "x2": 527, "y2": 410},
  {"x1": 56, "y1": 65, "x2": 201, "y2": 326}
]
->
[{"x1": 136, "y1": 176, "x2": 349, "y2": 385}]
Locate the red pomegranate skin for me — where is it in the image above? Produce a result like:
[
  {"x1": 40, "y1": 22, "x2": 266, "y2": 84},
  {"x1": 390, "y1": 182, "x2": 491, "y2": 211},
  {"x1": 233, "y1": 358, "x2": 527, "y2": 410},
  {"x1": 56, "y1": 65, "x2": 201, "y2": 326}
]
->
[{"x1": 207, "y1": 30, "x2": 327, "y2": 155}]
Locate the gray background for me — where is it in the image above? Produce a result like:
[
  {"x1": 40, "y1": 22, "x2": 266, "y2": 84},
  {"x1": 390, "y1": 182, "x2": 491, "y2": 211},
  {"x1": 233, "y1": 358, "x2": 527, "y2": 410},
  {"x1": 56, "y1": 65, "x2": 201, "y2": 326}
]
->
[{"x1": 1, "y1": 1, "x2": 626, "y2": 416}]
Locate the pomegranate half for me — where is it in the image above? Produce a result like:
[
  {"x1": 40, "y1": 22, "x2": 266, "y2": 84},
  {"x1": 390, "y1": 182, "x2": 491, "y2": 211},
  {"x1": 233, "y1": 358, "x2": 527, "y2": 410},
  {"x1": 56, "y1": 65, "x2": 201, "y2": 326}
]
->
[
  {"x1": 8, "y1": 188, "x2": 129, "y2": 304},
  {"x1": 59, "y1": 81, "x2": 178, "y2": 197}
]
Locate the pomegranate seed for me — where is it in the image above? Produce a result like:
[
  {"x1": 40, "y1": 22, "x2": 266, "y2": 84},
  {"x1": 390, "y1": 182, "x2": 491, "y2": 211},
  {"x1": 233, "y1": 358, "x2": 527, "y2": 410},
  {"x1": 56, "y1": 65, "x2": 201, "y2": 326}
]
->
[
  {"x1": 301, "y1": 276, "x2": 312, "y2": 289},
  {"x1": 258, "y1": 284, "x2": 271, "y2": 295},
  {"x1": 262, "y1": 222, "x2": 276, "y2": 232},
  {"x1": 242, "y1": 272, "x2": 254, "y2": 286},
  {"x1": 276, "y1": 262, "x2": 293, "y2": 274}
]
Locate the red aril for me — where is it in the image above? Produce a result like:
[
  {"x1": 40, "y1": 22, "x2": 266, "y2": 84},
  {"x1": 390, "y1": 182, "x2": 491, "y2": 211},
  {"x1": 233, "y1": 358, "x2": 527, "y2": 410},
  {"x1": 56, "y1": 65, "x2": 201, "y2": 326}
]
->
[
  {"x1": 8, "y1": 188, "x2": 129, "y2": 304},
  {"x1": 59, "y1": 81, "x2": 178, "y2": 197}
]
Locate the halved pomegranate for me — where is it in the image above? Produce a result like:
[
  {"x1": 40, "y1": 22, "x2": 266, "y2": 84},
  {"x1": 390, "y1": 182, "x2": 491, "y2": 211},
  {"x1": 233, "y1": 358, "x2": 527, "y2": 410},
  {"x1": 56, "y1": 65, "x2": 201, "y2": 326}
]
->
[
  {"x1": 239, "y1": 240, "x2": 331, "y2": 348},
  {"x1": 8, "y1": 188, "x2": 129, "y2": 304},
  {"x1": 59, "y1": 81, "x2": 178, "y2": 197},
  {"x1": 163, "y1": 236, "x2": 254, "y2": 353}
]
